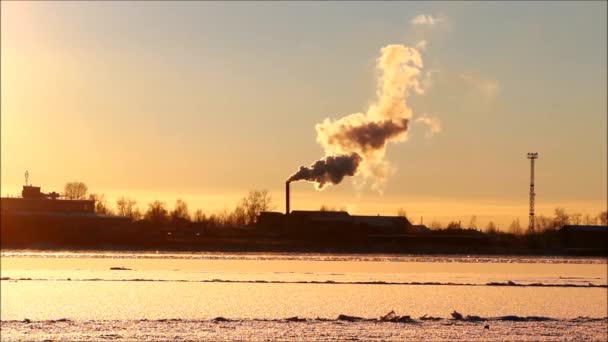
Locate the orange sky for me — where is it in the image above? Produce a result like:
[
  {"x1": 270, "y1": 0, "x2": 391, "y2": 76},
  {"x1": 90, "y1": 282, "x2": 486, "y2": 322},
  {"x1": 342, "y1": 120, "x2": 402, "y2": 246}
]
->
[{"x1": 1, "y1": 2, "x2": 606, "y2": 228}]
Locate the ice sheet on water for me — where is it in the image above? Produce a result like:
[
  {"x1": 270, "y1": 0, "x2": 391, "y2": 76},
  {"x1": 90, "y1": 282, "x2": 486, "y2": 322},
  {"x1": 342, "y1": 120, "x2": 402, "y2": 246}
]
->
[
  {"x1": 5, "y1": 313, "x2": 605, "y2": 324},
  {"x1": 2, "y1": 316, "x2": 607, "y2": 341},
  {"x1": 2, "y1": 277, "x2": 605, "y2": 288}
]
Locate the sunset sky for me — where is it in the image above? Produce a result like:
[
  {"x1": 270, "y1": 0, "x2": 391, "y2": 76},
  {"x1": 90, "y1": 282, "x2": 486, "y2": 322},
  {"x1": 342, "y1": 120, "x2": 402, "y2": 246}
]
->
[{"x1": 2, "y1": 1, "x2": 606, "y2": 228}]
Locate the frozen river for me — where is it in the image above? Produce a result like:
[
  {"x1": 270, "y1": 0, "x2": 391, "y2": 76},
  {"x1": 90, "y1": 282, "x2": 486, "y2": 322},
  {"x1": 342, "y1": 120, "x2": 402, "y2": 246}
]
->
[{"x1": 1, "y1": 251, "x2": 606, "y2": 341}]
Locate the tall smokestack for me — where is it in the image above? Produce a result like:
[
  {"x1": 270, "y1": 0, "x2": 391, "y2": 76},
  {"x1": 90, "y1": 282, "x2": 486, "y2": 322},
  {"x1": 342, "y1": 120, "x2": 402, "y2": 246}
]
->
[{"x1": 285, "y1": 181, "x2": 290, "y2": 215}]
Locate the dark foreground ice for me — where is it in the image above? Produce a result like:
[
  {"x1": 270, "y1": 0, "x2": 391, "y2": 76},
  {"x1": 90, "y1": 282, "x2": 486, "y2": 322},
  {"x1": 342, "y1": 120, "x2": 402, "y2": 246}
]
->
[{"x1": 2, "y1": 316, "x2": 606, "y2": 341}]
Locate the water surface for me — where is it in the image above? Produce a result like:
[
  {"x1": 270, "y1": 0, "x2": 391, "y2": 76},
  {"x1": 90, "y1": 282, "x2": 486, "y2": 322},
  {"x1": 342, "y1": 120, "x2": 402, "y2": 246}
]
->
[{"x1": 1, "y1": 251, "x2": 606, "y2": 341}]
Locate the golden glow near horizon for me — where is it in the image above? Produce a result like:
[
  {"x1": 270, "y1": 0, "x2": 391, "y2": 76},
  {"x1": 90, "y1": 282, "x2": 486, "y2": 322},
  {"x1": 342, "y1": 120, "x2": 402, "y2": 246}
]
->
[{"x1": 1, "y1": 2, "x2": 606, "y2": 229}]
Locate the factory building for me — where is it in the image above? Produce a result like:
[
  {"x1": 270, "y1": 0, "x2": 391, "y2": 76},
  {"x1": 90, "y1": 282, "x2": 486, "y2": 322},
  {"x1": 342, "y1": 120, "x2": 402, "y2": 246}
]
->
[
  {"x1": 560, "y1": 225, "x2": 608, "y2": 254},
  {"x1": 259, "y1": 180, "x2": 414, "y2": 236},
  {"x1": 1, "y1": 184, "x2": 131, "y2": 248},
  {"x1": 257, "y1": 210, "x2": 412, "y2": 235}
]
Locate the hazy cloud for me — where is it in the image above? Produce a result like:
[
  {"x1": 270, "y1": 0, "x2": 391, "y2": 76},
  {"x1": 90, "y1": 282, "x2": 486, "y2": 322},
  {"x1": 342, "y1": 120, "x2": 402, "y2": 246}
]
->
[
  {"x1": 421, "y1": 69, "x2": 439, "y2": 93},
  {"x1": 415, "y1": 114, "x2": 442, "y2": 138},
  {"x1": 411, "y1": 14, "x2": 442, "y2": 26},
  {"x1": 415, "y1": 40, "x2": 428, "y2": 51},
  {"x1": 460, "y1": 74, "x2": 499, "y2": 98}
]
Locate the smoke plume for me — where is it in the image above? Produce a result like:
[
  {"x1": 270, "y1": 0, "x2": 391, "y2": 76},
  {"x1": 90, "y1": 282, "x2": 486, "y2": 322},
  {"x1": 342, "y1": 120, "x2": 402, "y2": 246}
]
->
[
  {"x1": 289, "y1": 43, "x2": 426, "y2": 189},
  {"x1": 288, "y1": 153, "x2": 362, "y2": 189}
]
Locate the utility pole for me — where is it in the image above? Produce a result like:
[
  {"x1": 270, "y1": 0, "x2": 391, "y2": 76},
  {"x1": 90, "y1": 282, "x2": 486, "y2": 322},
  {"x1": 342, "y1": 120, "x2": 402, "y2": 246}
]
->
[{"x1": 527, "y1": 153, "x2": 539, "y2": 233}]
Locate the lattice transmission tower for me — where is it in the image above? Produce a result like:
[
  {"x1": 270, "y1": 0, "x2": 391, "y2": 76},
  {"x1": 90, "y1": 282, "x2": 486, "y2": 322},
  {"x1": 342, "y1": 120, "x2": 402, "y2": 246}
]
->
[{"x1": 527, "y1": 153, "x2": 539, "y2": 233}]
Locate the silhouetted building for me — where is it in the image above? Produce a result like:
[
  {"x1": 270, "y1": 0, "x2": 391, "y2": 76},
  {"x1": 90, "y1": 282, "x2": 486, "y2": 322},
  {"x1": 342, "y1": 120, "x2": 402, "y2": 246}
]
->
[
  {"x1": 560, "y1": 225, "x2": 608, "y2": 254},
  {"x1": 257, "y1": 210, "x2": 411, "y2": 235},
  {"x1": 1, "y1": 185, "x2": 130, "y2": 248},
  {"x1": 3, "y1": 185, "x2": 95, "y2": 213}
]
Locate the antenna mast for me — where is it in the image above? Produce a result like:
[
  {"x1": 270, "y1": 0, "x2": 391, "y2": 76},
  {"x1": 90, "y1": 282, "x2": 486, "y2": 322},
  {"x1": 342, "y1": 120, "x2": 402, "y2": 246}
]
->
[
  {"x1": 527, "y1": 153, "x2": 538, "y2": 233},
  {"x1": 25, "y1": 170, "x2": 29, "y2": 186}
]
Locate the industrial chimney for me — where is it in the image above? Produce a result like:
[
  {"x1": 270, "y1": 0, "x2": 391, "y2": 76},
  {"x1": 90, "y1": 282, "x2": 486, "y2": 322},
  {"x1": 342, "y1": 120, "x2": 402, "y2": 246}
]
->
[{"x1": 285, "y1": 181, "x2": 290, "y2": 215}]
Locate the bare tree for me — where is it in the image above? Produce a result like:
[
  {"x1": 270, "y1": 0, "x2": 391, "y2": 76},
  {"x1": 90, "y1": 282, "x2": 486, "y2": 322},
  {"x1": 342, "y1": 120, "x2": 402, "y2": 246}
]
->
[
  {"x1": 144, "y1": 200, "x2": 169, "y2": 224},
  {"x1": 468, "y1": 215, "x2": 478, "y2": 229},
  {"x1": 583, "y1": 213, "x2": 597, "y2": 225},
  {"x1": 132, "y1": 207, "x2": 142, "y2": 221},
  {"x1": 319, "y1": 204, "x2": 346, "y2": 212},
  {"x1": 170, "y1": 199, "x2": 190, "y2": 222},
  {"x1": 231, "y1": 204, "x2": 247, "y2": 227},
  {"x1": 116, "y1": 197, "x2": 141, "y2": 220},
  {"x1": 553, "y1": 208, "x2": 570, "y2": 229},
  {"x1": 598, "y1": 211, "x2": 607, "y2": 226},
  {"x1": 535, "y1": 215, "x2": 554, "y2": 232},
  {"x1": 570, "y1": 212, "x2": 582, "y2": 225},
  {"x1": 193, "y1": 209, "x2": 206, "y2": 223},
  {"x1": 240, "y1": 190, "x2": 274, "y2": 225},
  {"x1": 216, "y1": 208, "x2": 230, "y2": 227},
  {"x1": 207, "y1": 213, "x2": 219, "y2": 227},
  {"x1": 508, "y1": 218, "x2": 523, "y2": 235},
  {"x1": 429, "y1": 221, "x2": 442, "y2": 230},
  {"x1": 64, "y1": 182, "x2": 88, "y2": 200},
  {"x1": 485, "y1": 221, "x2": 498, "y2": 234},
  {"x1": 446, "y1": 221, "x2": 462, "y2": 229},
  {"x1": 88, "y1": 193, "x2": 113, "y2": 215}
]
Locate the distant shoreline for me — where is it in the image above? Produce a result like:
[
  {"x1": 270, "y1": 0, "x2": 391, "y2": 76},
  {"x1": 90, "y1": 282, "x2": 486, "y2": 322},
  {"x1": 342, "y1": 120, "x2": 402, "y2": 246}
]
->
[{"x1": 2, "y1": 241, "x2": 607, "y2": 257}]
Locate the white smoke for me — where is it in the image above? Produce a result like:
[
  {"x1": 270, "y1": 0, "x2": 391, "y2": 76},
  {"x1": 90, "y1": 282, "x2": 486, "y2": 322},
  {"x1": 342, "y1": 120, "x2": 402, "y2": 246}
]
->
[
  {"x1": 411, "y1": 14, "x2": 442, "y2": 26},
  {"x1": 415, "y1": 114, "x2": 442, "y2": 138},
  {"x1": 415, "y1": 40, "x2": 428, "y2": 51},
  {"x1": 313, "y1": 44, "x2": 425, "y2": 190},
  {"x1": 290, "y1": 17, "x2": 445, "y2": 190}
]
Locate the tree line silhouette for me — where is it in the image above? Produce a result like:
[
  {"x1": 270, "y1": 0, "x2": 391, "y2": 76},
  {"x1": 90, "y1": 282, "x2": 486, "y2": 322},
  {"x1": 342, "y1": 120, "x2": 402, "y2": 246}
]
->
[
  {"x1": 64, "y1": 182, "x2": 274, "y2": 228},
  {"x1": 426, "y1": 207, "x2": 607, "y2": 236},
  {"x1": 65, "y1": 182, "x2": 607, "y2": 233}
]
